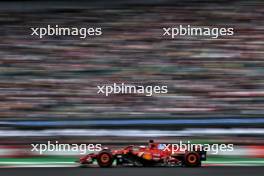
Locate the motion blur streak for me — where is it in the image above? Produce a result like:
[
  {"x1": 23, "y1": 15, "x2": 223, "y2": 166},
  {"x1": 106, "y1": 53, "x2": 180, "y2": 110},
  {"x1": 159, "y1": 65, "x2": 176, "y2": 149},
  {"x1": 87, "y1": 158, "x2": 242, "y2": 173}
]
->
[{"x1": 1, "y1": 118, "x2": 264, "y2": 127}]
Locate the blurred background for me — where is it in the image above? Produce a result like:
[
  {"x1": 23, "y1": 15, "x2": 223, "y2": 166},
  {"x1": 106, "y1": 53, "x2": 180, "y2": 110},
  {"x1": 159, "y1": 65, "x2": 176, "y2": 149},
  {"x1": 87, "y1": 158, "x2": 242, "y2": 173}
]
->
[{"x1": 0, "y1": 0, "x2": 263, "y2": 166}]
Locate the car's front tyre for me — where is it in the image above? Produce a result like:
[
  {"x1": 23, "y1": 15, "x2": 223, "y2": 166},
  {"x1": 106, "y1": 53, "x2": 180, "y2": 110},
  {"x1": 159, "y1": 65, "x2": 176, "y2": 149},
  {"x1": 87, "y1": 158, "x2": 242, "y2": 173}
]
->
[{"x1": 97, "y1": 150, "x2": 114, "y2": 167}]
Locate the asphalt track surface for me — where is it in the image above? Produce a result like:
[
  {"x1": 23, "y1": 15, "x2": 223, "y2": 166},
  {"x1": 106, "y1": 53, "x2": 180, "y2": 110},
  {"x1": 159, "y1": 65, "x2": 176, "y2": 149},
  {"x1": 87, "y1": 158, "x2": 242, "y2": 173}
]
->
[{"x1": 0, "y1": 167, "x2": 263, "y2": 176}]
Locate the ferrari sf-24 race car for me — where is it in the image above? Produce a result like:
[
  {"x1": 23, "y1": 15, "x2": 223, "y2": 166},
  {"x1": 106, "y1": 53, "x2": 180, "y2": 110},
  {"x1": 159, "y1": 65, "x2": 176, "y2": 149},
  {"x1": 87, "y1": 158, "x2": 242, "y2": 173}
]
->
[{"x1": 78, "y1": 140, "x2": 206, "y2": 167}]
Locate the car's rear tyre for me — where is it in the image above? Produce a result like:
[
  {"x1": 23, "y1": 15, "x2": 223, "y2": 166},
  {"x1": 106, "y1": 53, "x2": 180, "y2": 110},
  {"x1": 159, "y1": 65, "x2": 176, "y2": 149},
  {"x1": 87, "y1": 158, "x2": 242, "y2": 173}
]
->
[
  {"x1": 97, "y1": 150, "x2": 113, "y2": 167},
  {"x1": 184, "y1": 152, "x2": 201, "y2": 167}
]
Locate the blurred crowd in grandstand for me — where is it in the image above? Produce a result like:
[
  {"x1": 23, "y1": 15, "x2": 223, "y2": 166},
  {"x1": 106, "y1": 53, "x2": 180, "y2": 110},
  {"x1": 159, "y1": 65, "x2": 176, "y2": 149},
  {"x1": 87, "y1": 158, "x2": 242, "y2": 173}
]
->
[{"x1": 0, "y1": 1, "x2": 263, "y2": 122}]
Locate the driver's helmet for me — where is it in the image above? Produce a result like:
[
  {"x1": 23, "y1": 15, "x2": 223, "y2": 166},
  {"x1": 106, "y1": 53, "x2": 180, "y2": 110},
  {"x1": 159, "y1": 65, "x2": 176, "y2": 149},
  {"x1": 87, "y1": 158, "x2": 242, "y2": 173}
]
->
[{"x1": 148, "y1": 140, "x2": 157, "y2": 149}]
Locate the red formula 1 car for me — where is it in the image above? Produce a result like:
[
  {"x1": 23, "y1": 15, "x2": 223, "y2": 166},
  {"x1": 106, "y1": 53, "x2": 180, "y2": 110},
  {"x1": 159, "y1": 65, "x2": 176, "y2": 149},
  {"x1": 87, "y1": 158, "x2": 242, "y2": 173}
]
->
[{"x1": 78, "y1": 140, "x2": 206, "y2": 167}]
